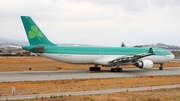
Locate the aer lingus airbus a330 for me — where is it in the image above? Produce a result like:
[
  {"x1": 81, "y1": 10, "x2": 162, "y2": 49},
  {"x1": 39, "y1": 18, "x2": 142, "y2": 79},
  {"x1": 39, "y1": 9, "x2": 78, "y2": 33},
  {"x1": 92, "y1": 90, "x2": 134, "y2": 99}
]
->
[{"x1": 21, "y1": 16, "x2": 174, "y2": 72}]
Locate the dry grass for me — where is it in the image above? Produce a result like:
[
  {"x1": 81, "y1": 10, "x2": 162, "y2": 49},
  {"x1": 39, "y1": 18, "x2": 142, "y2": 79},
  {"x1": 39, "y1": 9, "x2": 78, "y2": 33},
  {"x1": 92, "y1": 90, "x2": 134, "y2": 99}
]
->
[
  {"x1": 0, "y1": 57, "x2": 91, "y2": 71},
  {"x1": 0, "y1": 76, "x2": 180, "y2": 96},
  {"x1": 1, "y1": 57, "x2": 180, "y2": 101},
  {"x1": 3, "y1": 88, "x2": 180, "y2": 101},
  {"x1": 53, "y1": 88, "x2": 180, "y2": 101},
  {"x1": 0, "y1": 57, "x2": 180, "y2": 71}
]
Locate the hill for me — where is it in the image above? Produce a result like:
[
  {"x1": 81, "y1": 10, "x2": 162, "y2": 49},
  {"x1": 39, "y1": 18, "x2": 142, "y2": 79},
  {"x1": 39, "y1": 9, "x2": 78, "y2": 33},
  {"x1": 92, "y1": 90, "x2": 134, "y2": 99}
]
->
[
  {"x1": 0, "y1": 37, "x2": 29, "y2": 46},
  {"x1": 140, "y1": 43, "x2": 180, "y2": 50}
]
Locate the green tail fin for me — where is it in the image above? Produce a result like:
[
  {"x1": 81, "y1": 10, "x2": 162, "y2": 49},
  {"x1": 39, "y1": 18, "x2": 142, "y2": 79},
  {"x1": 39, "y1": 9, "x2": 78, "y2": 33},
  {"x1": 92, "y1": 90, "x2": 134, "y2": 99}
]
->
[{"x1": 21, "y1": 16, "x2": 56, "y2": 46}]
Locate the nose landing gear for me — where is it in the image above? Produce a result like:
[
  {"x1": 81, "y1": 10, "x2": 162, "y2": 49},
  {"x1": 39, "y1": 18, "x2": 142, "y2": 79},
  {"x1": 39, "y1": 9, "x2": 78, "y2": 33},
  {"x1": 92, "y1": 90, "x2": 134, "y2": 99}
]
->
[{"x1": 159, "y1": 63, "x2": 164, "y2": 70}]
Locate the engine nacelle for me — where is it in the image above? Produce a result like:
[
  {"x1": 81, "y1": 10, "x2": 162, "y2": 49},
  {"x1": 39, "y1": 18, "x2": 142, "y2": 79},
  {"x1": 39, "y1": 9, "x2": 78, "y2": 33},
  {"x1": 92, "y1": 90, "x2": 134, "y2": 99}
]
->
[{"x1": 135, "y1": 60, "x2": 153, "y2": 69}]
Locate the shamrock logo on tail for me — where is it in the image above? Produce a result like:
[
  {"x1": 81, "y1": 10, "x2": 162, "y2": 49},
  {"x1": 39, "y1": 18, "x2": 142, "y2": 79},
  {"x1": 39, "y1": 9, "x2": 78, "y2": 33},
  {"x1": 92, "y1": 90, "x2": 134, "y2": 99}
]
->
[{"x1": 28, "y1": 26, "x2": 43, "y2": 40}]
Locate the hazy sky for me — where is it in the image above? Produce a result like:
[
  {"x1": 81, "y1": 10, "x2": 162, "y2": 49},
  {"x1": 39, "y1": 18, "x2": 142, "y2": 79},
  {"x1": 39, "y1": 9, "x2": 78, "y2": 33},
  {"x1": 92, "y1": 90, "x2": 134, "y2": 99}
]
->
[{"x1": 0, "y1": 0, "x2": 180, "y2": 46}]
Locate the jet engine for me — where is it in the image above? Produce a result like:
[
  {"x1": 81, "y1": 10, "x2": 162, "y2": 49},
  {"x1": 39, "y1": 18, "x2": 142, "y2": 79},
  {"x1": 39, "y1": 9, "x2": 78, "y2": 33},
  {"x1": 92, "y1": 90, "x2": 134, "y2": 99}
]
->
[{"x1": 135, "y1": 60, "x2": 153, "y2": 69}]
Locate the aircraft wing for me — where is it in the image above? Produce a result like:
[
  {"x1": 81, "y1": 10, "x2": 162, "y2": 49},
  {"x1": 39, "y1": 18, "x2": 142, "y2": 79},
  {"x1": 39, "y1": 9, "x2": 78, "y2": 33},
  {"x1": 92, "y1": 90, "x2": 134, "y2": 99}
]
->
[
  {"x1": 109, "y1": 48, "x2": 155, "y2": 63},
  {"x1": 93, "y1": 48, "x2": 155, "y2": 65}
]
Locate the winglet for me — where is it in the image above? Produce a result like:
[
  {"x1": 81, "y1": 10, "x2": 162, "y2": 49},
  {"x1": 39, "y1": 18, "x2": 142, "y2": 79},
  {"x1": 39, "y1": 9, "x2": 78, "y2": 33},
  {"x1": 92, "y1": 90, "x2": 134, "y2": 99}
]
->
[{"x1": 148, "y1": 48, "x2": 154, "y2": 54}]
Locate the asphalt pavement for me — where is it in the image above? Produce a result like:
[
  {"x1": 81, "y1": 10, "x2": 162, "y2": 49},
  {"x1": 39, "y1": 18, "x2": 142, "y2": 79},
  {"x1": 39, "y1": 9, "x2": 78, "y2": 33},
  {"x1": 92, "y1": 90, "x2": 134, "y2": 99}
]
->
[{"x1": 0, "y1": 67, "x2": 180, "y2": 82}]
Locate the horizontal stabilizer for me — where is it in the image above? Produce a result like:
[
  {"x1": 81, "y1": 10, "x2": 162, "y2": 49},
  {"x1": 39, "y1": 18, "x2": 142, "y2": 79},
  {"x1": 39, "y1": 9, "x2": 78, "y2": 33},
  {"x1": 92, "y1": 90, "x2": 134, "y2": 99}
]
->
[{"x1": 23, "y1": 46, "x2": 45, "y2": 53}]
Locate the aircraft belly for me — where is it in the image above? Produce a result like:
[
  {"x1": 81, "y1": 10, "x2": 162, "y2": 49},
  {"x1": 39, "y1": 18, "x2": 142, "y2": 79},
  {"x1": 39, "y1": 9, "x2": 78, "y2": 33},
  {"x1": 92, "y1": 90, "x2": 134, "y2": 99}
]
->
[
  {"x1": 41, "y1": 54, "x2": 101, "y2": 64},
  {"x1": 40, "y1": 54, "x2": 174, "y2": 65},
  {"x1": 67, "y1": 55, "x2": 101, "y2": 64}
]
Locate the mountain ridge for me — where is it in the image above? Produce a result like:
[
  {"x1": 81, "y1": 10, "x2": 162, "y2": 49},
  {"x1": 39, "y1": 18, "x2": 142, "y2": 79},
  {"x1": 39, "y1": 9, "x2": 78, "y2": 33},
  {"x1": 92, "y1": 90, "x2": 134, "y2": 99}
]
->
[
  {"x1": 0, "y1": 37, "x2": 180, "y2": 50},
  {"x1": 141, "y1": 43, "x2": 180, "y2": 50}
]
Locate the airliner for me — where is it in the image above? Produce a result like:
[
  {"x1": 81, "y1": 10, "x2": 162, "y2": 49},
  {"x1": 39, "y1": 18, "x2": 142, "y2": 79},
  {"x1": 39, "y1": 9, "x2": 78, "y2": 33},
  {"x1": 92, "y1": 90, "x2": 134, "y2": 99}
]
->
[{"x1": 21, "y1": 16, "x2": 174, "y2": 72}]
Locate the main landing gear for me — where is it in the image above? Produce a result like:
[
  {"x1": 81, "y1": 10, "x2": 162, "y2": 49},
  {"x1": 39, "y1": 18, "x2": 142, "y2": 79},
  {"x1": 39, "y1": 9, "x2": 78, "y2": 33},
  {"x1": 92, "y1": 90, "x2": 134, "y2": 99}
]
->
[
  {"x1": 111, "y1": 65, "x2": 123, "y2": 72},
  {"x1": 89, "y1": 64, "x2": 123, "y2": 72},
  {"x1": 89, "y1": 65, "x2": 101, "y2": 71},
  {"x1": 159, "y1": 63, "x2": 164, "y2": 70}
]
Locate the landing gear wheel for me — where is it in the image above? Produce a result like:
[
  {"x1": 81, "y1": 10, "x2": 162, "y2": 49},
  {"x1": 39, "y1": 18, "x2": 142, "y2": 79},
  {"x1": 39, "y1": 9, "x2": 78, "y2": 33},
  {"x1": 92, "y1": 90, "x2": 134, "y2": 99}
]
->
[
  {"x1": 111, "y1": 68, "x2": 115, "y2": 72},
  {"x1": 97, "y1": 67, "x2": 101, "y2": 71},
  {"x1": 89, "y1": 67, "x2": 92, "y2": 71},
  {"x1": 89, "y1": 65, "x2": 101, "y2": 71},
  {"x1": 159, "y1": 67, "x2": 163, "y2": 70},
  {"x1": 111, "y1": 68, "x2": 123, "y2": 72},
  {"x1": 119, "y1": 68, "x2": 123, "y2": 72},
  {"x1": 92, "y1": 67, "x2": 96, "y2": 71},
  {"x1": 117, "y1": 68, "x2": 120, "y2": 72}
]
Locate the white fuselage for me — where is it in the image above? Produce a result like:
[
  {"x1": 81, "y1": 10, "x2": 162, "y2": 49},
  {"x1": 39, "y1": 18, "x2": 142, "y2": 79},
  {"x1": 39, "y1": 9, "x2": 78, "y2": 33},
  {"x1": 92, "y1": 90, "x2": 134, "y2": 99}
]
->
[{"x1": 40, "y1": 53, "x2": 174, "y2": 66}]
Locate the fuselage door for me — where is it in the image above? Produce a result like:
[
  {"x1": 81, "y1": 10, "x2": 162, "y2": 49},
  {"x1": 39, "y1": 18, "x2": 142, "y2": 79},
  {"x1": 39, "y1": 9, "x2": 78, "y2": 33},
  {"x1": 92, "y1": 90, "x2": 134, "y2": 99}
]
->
[
  {"x1": 99, "y1": 49, "x2": 104, "y2": 57},
  {"x1": 59, "y1": 48, "x2": 64, "y2": 56},
  {"x1": 142, "y1": 50, "x2": 145, "y2": 54}
]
